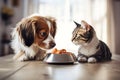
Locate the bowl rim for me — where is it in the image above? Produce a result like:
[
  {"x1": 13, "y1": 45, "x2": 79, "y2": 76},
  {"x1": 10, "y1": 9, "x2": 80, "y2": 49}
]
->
[
  {"x1": 44, "y1": 53, "x2": 77, "y2": 64},
  {"x1": 47, "y1": 52, "x2": 73, "y2": 55}
]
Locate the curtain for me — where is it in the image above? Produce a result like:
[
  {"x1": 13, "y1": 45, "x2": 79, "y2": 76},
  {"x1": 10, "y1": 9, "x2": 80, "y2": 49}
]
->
[
  {"x1": 90, "y1": 0, "x2": 115, "y2": 53},
  {"x1": 23, "y1": 0, "x2": 39, "y2": 17},
  {"x1": 106, "y1": 0, "x2": 115, "y2": 53}
]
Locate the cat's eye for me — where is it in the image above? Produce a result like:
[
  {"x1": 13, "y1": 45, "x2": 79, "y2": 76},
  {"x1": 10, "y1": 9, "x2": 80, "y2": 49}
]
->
[{"x1": 80, "y1": 34, "x2": 89, "y2": 38}]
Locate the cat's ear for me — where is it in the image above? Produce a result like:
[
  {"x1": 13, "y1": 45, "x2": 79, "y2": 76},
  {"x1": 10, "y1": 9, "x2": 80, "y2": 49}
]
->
[
  {"x1": 81, "y1": 20, "x2": 91, "y2": 31},
  {"x1": 74, "y1": 21, "x2": 81, "y2": 27}
]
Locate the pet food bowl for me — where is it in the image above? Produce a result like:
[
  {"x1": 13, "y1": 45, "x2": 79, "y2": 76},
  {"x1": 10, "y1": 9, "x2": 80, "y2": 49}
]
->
[{"x1": 43, "y1": 53, "x2": 77, "y2": 64}]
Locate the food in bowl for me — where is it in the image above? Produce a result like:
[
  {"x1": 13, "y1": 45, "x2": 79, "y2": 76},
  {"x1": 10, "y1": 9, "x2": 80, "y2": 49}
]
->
[{"x1": 52, "y1": 48, "x2": 71, "y2": 54}]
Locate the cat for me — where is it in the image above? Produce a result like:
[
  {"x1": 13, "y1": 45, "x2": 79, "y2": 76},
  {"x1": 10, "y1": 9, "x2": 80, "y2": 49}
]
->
[{"x1": 71, "y1": 20, "x2": 112, "y2": 63}]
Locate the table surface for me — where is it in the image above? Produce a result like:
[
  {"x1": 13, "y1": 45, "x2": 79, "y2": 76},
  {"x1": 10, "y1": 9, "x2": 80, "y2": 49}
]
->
[{"x1": 0, "y1": 54, "x2": 120, "y2": 80}]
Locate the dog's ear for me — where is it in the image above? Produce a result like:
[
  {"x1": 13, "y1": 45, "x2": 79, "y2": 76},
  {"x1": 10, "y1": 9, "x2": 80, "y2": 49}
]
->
[{"x1": 17, "y1": 19, "x2": 36, "y2": 47}]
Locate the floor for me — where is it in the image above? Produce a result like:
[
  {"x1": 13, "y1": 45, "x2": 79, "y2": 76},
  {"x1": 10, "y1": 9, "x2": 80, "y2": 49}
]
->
[{"x1": 0, "y1": 54, "x2": 120, "y2": 80}]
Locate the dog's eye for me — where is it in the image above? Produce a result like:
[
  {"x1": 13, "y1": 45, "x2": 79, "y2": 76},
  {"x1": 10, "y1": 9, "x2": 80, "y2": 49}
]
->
[{"x1": 40, "y1": 32, "x2": 47, "y2": 37}]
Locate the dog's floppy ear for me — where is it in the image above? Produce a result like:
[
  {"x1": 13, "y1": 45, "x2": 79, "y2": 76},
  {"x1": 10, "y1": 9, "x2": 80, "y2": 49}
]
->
[{"x1": 17, "y1": 18, "x2": 36, "y2": 47}]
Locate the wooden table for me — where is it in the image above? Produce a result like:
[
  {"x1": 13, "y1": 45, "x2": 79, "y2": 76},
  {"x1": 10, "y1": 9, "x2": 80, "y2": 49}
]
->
[{"x1": 0, "y1": 55, "x2": 120, "y2": 80}]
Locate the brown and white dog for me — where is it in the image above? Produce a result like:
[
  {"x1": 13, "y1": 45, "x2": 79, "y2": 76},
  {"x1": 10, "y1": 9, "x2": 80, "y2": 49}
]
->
[{"x1": 11, "y1": 15, "x2": 57, "y2": 61}]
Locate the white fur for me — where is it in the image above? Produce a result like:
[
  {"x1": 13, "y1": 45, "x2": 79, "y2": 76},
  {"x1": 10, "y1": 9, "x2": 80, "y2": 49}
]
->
[
  {"x1": 43, "y1": 34, "x2": 55, "y2": 49},
  {"x1": 88, "y1": 57, "x2": 97, "y2": 63},
  {"x1": 46, "y1": 20, "x2": 51, "y2": 28},
  {"x1": 78, "y1": 56, "x2": 87, "y2": 62},
  {"x1": 43, "y1": 20, "x2": 55, "y2": 49},
  {"x1": 78, "y1": 34, "x2": 100, "y2": 56}
]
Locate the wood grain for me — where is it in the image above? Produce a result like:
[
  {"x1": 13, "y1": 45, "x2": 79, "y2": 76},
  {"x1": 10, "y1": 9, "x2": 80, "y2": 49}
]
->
[{"x1": 0, "y1": 54, "x2": 120, "y2": 80}]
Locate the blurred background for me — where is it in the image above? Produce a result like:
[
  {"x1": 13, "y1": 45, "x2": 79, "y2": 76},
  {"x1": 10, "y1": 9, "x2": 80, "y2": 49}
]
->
[{"x1": 0, "y1": 0, "x2": 120, "y2": 56}]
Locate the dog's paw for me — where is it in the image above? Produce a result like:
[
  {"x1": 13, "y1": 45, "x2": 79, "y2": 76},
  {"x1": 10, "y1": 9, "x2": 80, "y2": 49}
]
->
[
  {"x1": 77, "y1": 56, "x2": 87, "y2": 62},
  {"x1": 17, "y1": 54, "x2": 28, "y2": 61},
  {"x1": 35, "y1": 56, "x2": 43, "y2": 61},
  {"x1": 88, "y1": 57, "x2": 97, "y2": 63},
  {"x1": 35, "y1": 53, "x2": 47, "y2": 61}
]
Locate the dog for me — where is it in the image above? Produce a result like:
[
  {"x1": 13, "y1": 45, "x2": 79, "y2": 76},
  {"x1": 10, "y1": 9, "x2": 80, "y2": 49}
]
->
[{"x1": 11, "y1": 15, "x2": 57, "y2": 61}]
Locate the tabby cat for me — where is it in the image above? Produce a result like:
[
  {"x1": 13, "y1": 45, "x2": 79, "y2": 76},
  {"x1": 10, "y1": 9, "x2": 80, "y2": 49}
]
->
[{"x1": 72, "y1": 20, "x2": 112, "y2": 63}]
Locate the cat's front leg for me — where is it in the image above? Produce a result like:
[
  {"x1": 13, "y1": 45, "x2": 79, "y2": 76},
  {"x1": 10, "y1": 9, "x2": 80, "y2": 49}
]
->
[
  {"x1": 77, "y1": 54, "x2": 87, "y2": 63},
  {"x1": 88, "y1": 57, "x2": 97, "y2": 63}
]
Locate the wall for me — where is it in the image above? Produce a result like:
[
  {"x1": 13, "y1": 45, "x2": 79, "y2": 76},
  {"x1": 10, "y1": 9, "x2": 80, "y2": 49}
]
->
[
  {"x1": 0, "y1": 0, "x2": 24, "y2": 33},
  {"x1": 0, "y1": 0, "x2": 24, "y2": 55},
  {"x1": 0, "y1": 0, "x2": 2, "y2": 55},
  {"x1": 113, "y1": 0, "x2": 120, "y2": 54}
]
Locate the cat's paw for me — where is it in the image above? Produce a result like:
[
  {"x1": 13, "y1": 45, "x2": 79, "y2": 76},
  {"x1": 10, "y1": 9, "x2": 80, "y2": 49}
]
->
[
  {"x1": 77, "y1": 56, "x2": 87, "y2": 63},
  {"x1": 88, "y1": 57, "x2": 97, "y2": 63}
]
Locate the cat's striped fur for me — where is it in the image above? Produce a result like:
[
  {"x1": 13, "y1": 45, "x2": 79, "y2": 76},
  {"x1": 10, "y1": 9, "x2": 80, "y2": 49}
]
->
[{"x1": 72, "y1": 20, "x2": 112, "y2": 63}]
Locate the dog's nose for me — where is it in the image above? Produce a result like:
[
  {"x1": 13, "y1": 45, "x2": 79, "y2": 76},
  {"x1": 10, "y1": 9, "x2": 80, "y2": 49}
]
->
[{"x1": 49, "y1": 42, "x2": 56, "y2": 48}]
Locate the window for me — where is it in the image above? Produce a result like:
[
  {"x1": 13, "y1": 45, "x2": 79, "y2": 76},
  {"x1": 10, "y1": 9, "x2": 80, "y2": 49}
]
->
[{"x1": 24, "y1": 0, "x2": 107, "y2": 54}]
